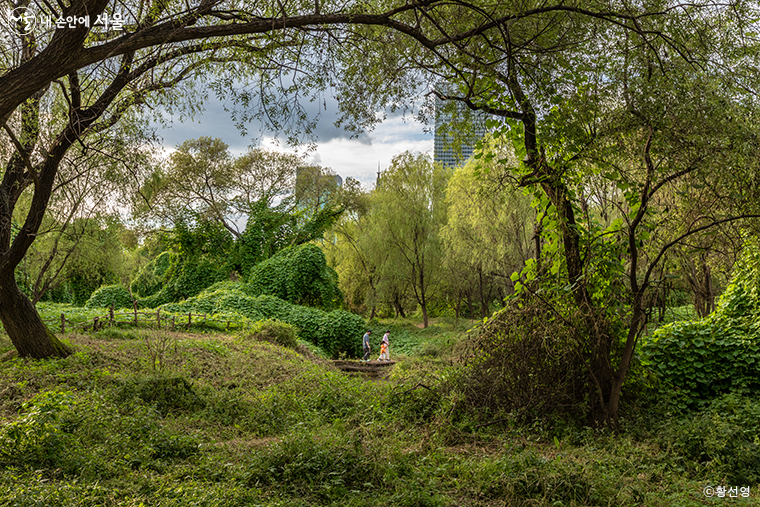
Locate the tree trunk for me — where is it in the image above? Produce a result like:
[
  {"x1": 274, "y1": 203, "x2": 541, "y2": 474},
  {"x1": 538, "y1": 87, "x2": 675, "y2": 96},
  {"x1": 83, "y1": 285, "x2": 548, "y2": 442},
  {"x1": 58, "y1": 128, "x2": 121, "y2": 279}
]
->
[
  {"x1": 393, "y1": 292, "x2": 407, "y2": 318},
  {"x1": 478, "y1": 267, "x2": 488, "y2": 319},
  {"x1": 0, "y1": 272, "x2": 70, "y2": 358}
]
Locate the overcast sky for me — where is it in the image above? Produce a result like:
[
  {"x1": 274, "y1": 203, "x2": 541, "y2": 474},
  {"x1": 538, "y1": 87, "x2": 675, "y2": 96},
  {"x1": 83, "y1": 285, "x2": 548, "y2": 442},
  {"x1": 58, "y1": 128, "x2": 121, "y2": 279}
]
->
[{"x1": 153, "y1": 91, "x2": 434, "y2": 190}]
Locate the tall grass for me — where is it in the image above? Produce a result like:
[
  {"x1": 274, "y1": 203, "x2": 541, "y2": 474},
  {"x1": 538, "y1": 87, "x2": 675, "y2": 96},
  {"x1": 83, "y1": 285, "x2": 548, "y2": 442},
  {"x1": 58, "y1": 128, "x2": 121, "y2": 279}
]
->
[{"x1": 0, "y1": 321, "x2": 757, "y2": 506}]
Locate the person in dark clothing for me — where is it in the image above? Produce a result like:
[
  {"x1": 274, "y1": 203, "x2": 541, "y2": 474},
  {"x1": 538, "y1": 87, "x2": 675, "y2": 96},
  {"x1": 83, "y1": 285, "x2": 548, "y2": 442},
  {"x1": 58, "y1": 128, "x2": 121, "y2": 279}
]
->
[{"x1": 361, "y1": 330, "x2": 372, "y2": 361}]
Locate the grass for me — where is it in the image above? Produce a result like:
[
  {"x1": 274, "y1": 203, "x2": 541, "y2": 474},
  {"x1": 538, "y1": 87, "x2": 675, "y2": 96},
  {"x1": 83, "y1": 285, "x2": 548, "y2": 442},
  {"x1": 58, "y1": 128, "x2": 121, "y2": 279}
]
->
[{"x1": 0, "y1": 316, "x2": 758, "y2": 506}]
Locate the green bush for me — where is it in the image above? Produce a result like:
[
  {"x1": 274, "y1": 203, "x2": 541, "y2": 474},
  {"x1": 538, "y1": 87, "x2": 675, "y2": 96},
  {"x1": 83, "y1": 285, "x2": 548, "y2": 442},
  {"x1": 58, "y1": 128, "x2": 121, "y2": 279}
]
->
[
  {"x1": 640, "y1": 319, "x2": 760, "y2": 407},
  {"x1": 130, "y1": 251, "x2": 174, "y2": 297},
  {"x1": 84, "y1": 285, "x2": 133, "y2": 309},
  {"x1": 658, "y1": 392, "x2": 760, "y2": 484},
  {"x1": 641, "y1": 239, "x2": 760, "y2": 407},
  {"x1": 142, "y1": 283, "x2": 362, "y2": 356},
  {"x1": 247, "y1": 243, "x2": 342, "y2": 310},
  {"x1": 319, "y1": 309, "x2": 364, "y2": 357},
  {"x1": 286, "y1": 305, "x2": 324, "y2": 346},
  {"x1": 242, "y1": 319, "x2": 298, "y2": 349}
]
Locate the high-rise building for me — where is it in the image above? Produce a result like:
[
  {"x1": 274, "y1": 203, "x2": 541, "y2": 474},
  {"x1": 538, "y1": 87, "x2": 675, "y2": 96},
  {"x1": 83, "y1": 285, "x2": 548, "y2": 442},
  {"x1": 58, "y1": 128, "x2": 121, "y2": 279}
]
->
[{"x1": 433, "y1": 89, "x2": 486, "y2": 169}]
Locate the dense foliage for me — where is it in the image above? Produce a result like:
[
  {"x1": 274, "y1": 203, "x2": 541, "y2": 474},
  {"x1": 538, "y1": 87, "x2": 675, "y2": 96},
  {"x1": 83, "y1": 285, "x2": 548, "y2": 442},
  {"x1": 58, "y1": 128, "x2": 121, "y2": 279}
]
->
[
  {"x1": 641, "y1": 240, "x2": 760, "y2": 407},
  {"x1": 156, "y1": 283, "x2": 360, "y2": 357},
  {"x1": 457, "y1": 295, "x2": 591, "y2": 423},
  {"x1": 84, "y1": 285, "x2": 134, "y2": 310},
  {"x1": 241, "y1": 319, "x2": 298, "y2": 349},
  {"x1": 130, "y1": 251, "x2": 174, "y2": 298},
  {"x1": 247, "y1": 243, "x2": 342, "y2": 310}
]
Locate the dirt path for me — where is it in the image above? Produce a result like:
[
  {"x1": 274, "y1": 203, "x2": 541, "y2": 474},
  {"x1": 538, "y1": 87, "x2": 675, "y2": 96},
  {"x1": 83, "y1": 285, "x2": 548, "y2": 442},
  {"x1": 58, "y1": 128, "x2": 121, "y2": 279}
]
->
[{"x1": 331, "y1": 359, "x2": 395, "y2": 379}]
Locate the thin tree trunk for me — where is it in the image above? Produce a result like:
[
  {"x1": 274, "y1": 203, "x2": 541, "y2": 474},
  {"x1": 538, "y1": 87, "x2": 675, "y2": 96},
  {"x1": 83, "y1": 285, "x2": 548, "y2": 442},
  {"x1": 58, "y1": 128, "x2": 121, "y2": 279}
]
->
[
  {"x1": 478, "y1": 267, "x2": 488, "y2": 319},
  {"x1": 393, "y1": 292, "x2": 407, "y2": 318},
  {"x1": 0, "y1": 272, "x2": 70, "y2": 358}
]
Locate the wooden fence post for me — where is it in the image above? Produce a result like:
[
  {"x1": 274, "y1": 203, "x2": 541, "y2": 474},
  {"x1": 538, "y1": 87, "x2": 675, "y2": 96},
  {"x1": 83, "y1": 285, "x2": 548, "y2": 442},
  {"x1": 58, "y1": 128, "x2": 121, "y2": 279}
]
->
[
  {"x1": 110, "y1": 302, "x2": 115, "y2": 325},
  {"x1": 157, "y1": 309, "x2": 161, "y2": 328},
  {"x1": 133, "y1": 300, "x2": 138, "y2": 325},
  {"x1": 93, "y1": 317, "x2": 99, "y2": 331},
  {"x1": 172, "y1": 316, "x2": 176, "y2": 331},
  {"x1": 61, "y1": 313, "x2": 65, "y2": 334},
  {"x1": 188, "y1": 312, "x2": 192, "y2": 328}
]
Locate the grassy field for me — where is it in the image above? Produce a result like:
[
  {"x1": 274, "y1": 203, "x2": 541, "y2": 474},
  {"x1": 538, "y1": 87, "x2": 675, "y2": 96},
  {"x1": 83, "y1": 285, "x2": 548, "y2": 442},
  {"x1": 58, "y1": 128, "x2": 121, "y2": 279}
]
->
[{"x1": 0, "y1": 317, "x2": 757, "y2": 506}]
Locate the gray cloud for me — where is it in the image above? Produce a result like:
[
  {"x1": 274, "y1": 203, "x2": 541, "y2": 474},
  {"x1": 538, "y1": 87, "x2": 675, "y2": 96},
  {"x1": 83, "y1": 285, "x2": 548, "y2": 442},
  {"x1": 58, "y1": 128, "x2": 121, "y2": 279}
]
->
[{"x1": 154, "y1": 85, "x2": 424, "y2": 152}]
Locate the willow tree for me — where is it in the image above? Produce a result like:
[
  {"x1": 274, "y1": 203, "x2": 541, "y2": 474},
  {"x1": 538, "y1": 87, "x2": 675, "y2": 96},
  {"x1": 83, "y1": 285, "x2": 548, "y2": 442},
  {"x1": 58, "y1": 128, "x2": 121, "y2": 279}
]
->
[
  {"x1": 367, "y1": 152, "x2": 449, "y2": 328},
  {"x1": 442, "y1": 137, "x2": 534, "y2": 319}
]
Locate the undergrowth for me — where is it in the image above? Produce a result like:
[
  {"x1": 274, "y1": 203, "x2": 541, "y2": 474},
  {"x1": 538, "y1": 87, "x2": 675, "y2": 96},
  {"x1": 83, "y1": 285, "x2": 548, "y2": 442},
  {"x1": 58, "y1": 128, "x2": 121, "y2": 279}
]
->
[{"x1": 0, "y1": 324, "x2": 757, "y2": 507}]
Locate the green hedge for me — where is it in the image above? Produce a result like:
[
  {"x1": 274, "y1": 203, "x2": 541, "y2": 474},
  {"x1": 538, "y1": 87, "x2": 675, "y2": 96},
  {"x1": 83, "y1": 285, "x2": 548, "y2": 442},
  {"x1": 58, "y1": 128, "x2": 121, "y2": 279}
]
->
[{"x1": 154, "y1": 286, "x2": 361, "y2": 357}]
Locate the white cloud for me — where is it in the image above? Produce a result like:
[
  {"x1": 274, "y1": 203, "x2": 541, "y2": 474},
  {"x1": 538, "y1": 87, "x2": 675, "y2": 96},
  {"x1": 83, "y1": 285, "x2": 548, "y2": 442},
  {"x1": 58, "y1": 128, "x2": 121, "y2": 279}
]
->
[
  {"x1": 257, "y1": 115, "x2": 432, "y2": 188},
  {"x1": 152, "y1": 92, "x2": 433, "y2": 190}
]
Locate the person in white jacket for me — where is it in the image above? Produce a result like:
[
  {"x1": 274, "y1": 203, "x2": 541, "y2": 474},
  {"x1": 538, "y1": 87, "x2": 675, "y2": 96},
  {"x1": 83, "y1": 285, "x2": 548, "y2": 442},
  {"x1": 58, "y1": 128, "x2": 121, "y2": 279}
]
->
[{"x1": 378, "y1": 331, "x2": 390, "y2": 361}]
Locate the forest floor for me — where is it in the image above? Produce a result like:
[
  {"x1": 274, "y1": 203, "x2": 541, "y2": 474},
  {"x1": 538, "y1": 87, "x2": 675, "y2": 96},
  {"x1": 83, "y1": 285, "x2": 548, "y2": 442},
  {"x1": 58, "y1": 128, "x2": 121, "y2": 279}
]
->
[{"x1": 0, "y1": 316, "x2": 757, "y2": 506}]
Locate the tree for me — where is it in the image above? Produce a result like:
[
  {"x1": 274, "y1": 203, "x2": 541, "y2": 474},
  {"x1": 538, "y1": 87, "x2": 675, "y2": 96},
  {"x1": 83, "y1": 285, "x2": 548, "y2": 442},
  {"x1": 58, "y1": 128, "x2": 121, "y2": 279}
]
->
[
  {"x1": 442, "y1": 137, "x2": 534, "y2": 319},
  {"x1": 396, "y1": 3, "x2": 760, "y2": 425},
  {"x1": 20, "y1": 215, "x2": 133, "y2": 304},
  {"x1": 1, "y1": 0, "x2": 441, "y2": 358},
  {"x1": 0, "y1": 0, "x2": 752, "y2": 376},
  {"x1": 318, "y1": 0, "x2": 760, "y2": 424},
  {"x1": 369, "y1": 152, "x2": 449, "y2": 328},
  {"x1": 321, "y1": 182, "x2": 381, "y2": 316}
]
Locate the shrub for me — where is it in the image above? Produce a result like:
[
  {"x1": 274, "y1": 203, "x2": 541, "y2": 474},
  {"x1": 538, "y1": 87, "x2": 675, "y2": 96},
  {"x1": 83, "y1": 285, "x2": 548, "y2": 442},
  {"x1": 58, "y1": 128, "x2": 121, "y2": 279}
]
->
[
  {"x1": 453, "y1": 295, "x2": 590, "y2": 424},
  {"x1": 319, "y1": 309, "x2": 364, "y2": 357},
  {"x1": 136, "y1": 256, "x2": 229, "y2": 308},
  {"x1": 641, "y1": 239, "x2": 760, "y2": 407},
  {"x1": 640, "y1": 319, "x2": 760, "y2": 408},
  {"x1": 84, "y1": 285, "x2": 133, "y2": 309},
  {"x1": 658, "y1": 392, "x2": 760, "y2": 484},
  {"x1": 242, "y1": 320, "x2": 298, "y2": 349},
  {"x1": 130, "y1": 251, "x2": 174, "y2": 297},
  {"x1": 286, "y1": 305, "x2": 324, "y2": 346},
  {"x1": 247, "y1": 243, "x2": 342, "y2": 310}
]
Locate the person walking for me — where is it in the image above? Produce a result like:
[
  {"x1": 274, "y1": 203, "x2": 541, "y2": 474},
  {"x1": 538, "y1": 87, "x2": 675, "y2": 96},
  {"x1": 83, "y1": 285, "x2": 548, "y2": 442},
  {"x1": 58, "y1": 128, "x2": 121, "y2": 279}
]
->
[
  {"x1": 361, "y1": 330, "x2": 372, "y2": 362},
  {"x1": 378, "y1": 330, "x2": 390, "y2": 361}
]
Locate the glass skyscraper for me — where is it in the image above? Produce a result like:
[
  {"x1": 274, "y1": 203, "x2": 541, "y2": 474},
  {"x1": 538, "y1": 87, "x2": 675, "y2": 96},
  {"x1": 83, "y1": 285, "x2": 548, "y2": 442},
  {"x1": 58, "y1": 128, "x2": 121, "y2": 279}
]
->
[{"x1": 433, "y1": 90, "x2": 486, "y2": 169}]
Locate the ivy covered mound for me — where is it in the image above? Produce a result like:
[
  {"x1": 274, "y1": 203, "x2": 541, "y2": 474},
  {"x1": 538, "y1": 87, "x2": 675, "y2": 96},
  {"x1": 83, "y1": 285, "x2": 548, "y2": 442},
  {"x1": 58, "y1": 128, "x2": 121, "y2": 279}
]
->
[
  {"x1": 641, "y1": 239, "x2": 760, "y2": 407},
  {"x1": 85, "y1": 285, "x2": 133, "y2": 310},
  {"x1": 159, "y1": 282, "x2": 362, "y2": 357},
  {"x1": 82, "y1": 244, "x2": 360, "y2": 357},
  {"x1": 132, "y1": 243, "x2": 342, "y2": 311}
]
